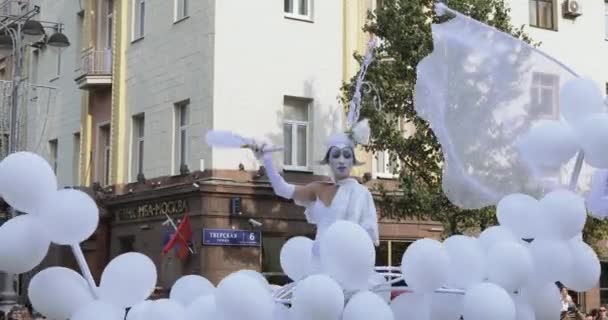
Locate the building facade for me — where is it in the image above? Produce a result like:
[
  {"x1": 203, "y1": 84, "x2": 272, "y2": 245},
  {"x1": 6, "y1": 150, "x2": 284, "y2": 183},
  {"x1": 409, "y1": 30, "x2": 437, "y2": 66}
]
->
[
  {"x1": 13, "y1": 0, "x2": 439, "y2": 299},
  {"x1": 11, "y1": 0, "x2": 608, "y2": 312}
]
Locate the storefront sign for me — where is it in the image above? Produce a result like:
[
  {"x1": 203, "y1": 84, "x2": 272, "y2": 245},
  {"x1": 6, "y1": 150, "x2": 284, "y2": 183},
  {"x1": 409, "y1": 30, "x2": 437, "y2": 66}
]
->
[
  {"x1": 202, "y1": 229, "x2": 261, "y2": 247},
  {"x1": 115, "y1": 199, "x2": 188, "y2": 222}
]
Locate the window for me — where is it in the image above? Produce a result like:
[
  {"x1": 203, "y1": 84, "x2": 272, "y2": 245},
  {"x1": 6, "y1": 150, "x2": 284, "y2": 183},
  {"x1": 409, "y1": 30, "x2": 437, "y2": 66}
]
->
[
  {"x1": 283, "y1": 97, "x2": 310, "y2": 169},
  {"x1": 600, "y1": 262, "x2": 608, "y2": 306},
  {"x1": 49, "y1": 139, "x2": 58, "y2": 173},
  {"x1": 605, "y1": 1, "x2": 608, "y2": 40},
  {"x1": 132, "y1": 114, "x2": 145, "y2": 181},
  {"x1": 119, "y1": 235, "x2": 135, "y2": 253},
  {"x1": 374, "y1": 150, "x2": 399, "y2": 178},
  {"x1": 175, "y1": 0, "x2": 188, "y2": 21},
  {"x1": 375, "y1": 240, "x2": 411, "y2": 267},
  {"x1": 133, "y1": 0, "x2": 145, "y2": 39},
  {"x1": 105, "y1": 0, "x2": 114, "y2": 49},
  {"x1": 55, "y1": 52, "x2": 61, "y2": 77},
  {"x1": 530, "y1": 72, "x2": 559, "y2": 119},
  {"x1": 98, "y1": 124, "x2": 111, "y2": 185},
  {"x1": 529, "y1": 0, "x2": 555, "y2": 30},
  {"x1": 284, "y1": 0, "x2": 312, "y2": 20},
  {"x1": 73, "y1": 133, "x2": 80, "y2": 185},
  {"x1": 174, "y1": 100, "x2": 190, "y2": 173}
]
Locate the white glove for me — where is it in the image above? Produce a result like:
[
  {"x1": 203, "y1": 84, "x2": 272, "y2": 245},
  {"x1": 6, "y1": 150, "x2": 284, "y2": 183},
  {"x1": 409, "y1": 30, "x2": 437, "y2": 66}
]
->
[{"x1": 259, "y1": 149, "x2": 295, "y2": 200}]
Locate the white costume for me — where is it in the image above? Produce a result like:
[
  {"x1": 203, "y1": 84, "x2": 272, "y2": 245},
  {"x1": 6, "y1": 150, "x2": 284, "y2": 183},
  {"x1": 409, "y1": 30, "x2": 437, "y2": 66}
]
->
[{"x1": 300, "y1": 178, "x2": 379, "y2": 251}]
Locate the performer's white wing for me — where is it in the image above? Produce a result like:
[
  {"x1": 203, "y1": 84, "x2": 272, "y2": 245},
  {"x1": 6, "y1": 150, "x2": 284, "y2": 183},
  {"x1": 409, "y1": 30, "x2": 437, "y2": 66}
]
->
[
  {"x1": 205, "y1": 130, "x2": 283, "y2": 152},
  {"x1": 205, "y1": 130, "x2": 255, "y2": 148}
]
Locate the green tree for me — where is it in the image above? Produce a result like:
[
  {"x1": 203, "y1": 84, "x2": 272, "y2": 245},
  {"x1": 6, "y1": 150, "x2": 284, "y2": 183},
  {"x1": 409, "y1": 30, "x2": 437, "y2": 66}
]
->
[{"x1": 344, "y1": 0, "x2": 605, "y2": 242}]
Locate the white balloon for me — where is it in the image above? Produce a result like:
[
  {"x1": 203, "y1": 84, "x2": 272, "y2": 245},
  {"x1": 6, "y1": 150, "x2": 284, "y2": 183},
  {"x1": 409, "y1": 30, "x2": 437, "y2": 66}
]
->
[
  {"x1": 390, "y1": 293, "x2": 430, "y2": 320},
  {"x1": 523, "y1": 282, "x2": 561, "y2": 320},
  {"x1": 528, "y1": 238, "x2": 572, "y2": 283},
  {"x1": 539, "y1": 189, "x2": 586, "y2": 240},
  {"x1": 487, "y1": 242, "x2": 534, "y2": 292},
  {"x1": 170, "y1": 275, "x2": 215, "y2": 306},
  {"x1": 478, "y1": 226, "x2": 518, "y2": 252},
  {"x1": 71, "y1": 300, "x2": 125, "y2": 320},
  {"x1": 497, "y1": 193, "x2": 542, "y2": 239},
  {"x1": 235, "y1": 269, "x2": 270, "y2": 290},
  {"x1": 28, "y1": 267, "x2": 94, "y2": 320},
  {"x1": 401, "y1": 238, "x2": 450, "y2": 294},
  {"x1": 517, "y1": 120, "x2": 578, "y2": 168},
  {"x1": 343, "y1": 291, "x2": 393, "y2": 320},
  {"x1": 463, "y1": 282, "x2": 515, "y2": 320},
  {"x1": 99, "y1": 252, "x2": 157, "y2": 308},
  {"x1": 280, "y1": 236, "x2": 313, "y2": 281},
  {"x1": 37, "y1": 189, "x2": 100, "y2": 245},
  {"x1": 561, "y1": 239, "x2": 600, "y2": 292},
  {"x1": 185, "y1": 295, "x2": 216, "y2": 320},
  {"x1": 514, "y1": 299, "x2": 535, "y2": 320},
  {"x1": 291, "y1": 274, "x2": 344, "y2": 320},
  {"x1": 0, "y1": 152, "x2": 57, "y2": 214},
  {"x1": 560, "y1": 77, "x2": 605, "y2": 126},
  {"x1": 216, "y1": 272, "x2": 273, "y2": 320},
  {"x1": 575, "y1": 114, "x2": 608, "y2": 168},
  {"x1": 320, "y1": 221, "x2": 375, "y2": 291},
  {"x1": 126, "y1": 301, "x2": 152, "y2": 320},
  {"x1": 0, "y1": 215, "x2": 49, "y2": 273},
  {"x1": 443, "y1": 235, "x2": 485, "y2": 289},
  {"x1": 141, "y1": 299, "x2": 186, "y2": 320},
  {"x1": 430, "y1": 291, "x2": 463, "y2": 320}
]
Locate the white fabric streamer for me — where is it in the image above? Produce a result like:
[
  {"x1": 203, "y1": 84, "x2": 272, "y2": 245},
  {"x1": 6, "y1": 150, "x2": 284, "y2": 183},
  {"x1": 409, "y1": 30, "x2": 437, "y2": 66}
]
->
[{"x1": 415, "y1": 4, "x2": 581, "y2": 209}]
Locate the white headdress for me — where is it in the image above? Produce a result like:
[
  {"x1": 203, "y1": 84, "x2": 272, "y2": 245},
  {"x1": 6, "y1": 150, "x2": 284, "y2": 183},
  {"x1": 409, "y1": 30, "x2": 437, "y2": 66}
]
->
[{"x1": 321, "y1": 38, "x2": 377, "y2": 163}]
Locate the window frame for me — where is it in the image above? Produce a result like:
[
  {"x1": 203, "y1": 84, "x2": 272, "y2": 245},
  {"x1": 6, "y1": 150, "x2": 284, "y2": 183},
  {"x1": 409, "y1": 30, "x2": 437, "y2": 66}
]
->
[
  {"x1": 284, "y1": 0, "x2": 313, "y2": 21},
  {"x1": 174, "y1": 0, "x2": 189, "y2": 22},
  {"x1": 282, "y1": 97, "x2": 310, "y2": 171},
  {"x1": 376, "y1": 239, "x2": 413, "y2": 268},
  {"x1": 373, "y1": 150, "x2": 400, "y2": 179},
  {"x1": 132, "y1": 0, "x2": 145, "y2": 41},
  {"x1": 96, "y1": 123, "x2": 111, "y2": 186},
  {"x1": 73, "y1": 132, "x2": 80, "y2": 185},
  {"x1": 605, "y1": 1, "x2": 608, "y2": 40},
  {"x1": 530, "y1": 72, "x2": 560, "y2": 120},
  {"x1": 106, "y1": 0, "x2": 114, "y2": 49},
  {"x1": 49, "y1": 139, "x2": 58, "y2": 174},
  {"x1": 529, "y1": 0, "x2": 556, "y2": 31},
  {"x1": 131, "y1": 114, "x2": 145, "y2": 182},
  {"x1": 174, "y1": 100, "x2": 190, "y2": 174}
]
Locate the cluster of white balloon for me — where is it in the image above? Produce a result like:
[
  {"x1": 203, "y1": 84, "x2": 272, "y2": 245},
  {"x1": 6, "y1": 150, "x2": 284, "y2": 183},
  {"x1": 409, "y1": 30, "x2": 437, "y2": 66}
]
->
[
  {"x1": 518, "y1": 77, "x2": 608, "y2": 175},
  {"x1": 396, "y1": 190, "x2": 599, "y2": 320}
]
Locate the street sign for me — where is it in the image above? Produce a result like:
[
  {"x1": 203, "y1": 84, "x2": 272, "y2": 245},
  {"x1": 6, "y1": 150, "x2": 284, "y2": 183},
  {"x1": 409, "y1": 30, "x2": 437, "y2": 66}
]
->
[{"x1": 202, "y1": 229, "x2": 261, "y2": 247}]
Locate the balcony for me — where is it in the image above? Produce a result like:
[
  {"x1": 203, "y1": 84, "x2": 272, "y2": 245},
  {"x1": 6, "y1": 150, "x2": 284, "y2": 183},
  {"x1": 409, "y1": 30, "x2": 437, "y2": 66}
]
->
[{"x1": 75, "y1": 48, "x2": 112, "y2": 89}]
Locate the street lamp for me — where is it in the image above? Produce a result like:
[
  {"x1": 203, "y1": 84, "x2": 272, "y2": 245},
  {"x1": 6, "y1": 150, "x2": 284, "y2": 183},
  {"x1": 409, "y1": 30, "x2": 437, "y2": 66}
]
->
[{"x1": 0, "y1": 5, "x2": 70, "y2": 312}]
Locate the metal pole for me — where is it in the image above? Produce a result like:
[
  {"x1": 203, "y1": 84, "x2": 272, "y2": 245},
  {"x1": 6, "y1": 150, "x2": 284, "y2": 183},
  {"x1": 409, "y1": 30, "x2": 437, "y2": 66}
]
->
[{"x1": 8, "y1": 22, "x2": 21, "y2": 154}]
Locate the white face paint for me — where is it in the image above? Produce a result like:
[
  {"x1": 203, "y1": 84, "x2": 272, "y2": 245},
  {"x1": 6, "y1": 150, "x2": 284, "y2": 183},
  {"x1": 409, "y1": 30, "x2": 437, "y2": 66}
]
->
[{"x1": 327, "y1": 146, "x2": 354, "y2": 181}]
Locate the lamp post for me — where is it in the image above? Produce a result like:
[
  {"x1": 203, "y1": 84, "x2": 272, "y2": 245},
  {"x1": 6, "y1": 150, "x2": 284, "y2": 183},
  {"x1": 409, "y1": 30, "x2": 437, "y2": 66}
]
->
[{"x1": 0, "y1": 3, "x2": 70, "y2": 311}]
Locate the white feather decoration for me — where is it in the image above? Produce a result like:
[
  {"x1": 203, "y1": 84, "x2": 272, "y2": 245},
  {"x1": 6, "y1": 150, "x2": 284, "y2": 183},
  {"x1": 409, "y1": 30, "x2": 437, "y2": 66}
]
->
[
  {"x1": 351, "y1": 119, "x2": 370, "y2": 145},
  {"x1": 205, "y1": 130, "x2": 254, "y2": 148}
]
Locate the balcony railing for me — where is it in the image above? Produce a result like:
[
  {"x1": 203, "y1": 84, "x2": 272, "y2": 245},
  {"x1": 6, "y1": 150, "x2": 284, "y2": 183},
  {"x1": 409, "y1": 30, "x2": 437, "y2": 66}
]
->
[
  {"x1": 75, "y1": 48, "x2": 112, "y2": 89},
  {"x1": 80, "y1": 48, "x2": 112, "y2": 75}
]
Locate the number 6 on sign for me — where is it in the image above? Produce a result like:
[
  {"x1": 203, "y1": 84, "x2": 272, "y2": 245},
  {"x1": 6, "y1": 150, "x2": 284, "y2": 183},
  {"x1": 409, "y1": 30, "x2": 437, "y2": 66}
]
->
[{"x1": 249, "y1": 233, "x2": 256, "y2": 241}]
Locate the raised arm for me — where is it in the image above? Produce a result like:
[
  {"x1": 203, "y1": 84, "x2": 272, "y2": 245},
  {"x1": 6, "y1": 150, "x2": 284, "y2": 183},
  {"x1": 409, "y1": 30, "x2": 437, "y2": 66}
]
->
[{"x1": 261, "y1": 152, "x2": 317, "y2": 204}]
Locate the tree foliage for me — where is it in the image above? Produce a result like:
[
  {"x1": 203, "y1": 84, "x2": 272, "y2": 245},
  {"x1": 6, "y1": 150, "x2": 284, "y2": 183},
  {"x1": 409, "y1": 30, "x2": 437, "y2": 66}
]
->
[{"x1": 344, "y1": 0, "x2": 606, "y2": 243}]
